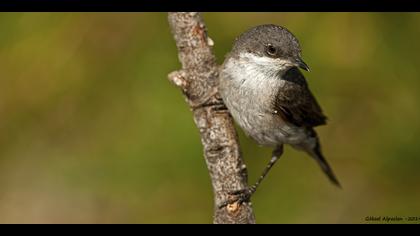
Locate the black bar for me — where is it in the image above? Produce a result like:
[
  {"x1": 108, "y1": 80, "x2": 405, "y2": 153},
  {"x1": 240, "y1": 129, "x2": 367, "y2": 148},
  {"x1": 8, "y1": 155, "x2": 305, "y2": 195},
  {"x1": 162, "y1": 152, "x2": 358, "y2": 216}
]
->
[{"x1": 0, "y1": 0, "x2": 419, "y2": 12}]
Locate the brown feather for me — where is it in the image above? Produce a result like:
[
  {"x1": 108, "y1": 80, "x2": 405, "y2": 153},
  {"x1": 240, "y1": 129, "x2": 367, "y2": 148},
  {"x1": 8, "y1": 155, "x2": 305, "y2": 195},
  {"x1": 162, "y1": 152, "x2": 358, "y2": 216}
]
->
[{"x1": 273, "y1": 67, "x2": 327, "y2": 128}]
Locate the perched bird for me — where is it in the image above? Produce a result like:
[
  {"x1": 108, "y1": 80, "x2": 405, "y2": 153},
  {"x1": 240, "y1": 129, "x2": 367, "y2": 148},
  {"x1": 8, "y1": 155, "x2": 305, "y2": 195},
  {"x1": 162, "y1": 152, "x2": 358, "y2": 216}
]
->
[{"x1": 218, "y1": 24, "x2": 340, "y2": 205}]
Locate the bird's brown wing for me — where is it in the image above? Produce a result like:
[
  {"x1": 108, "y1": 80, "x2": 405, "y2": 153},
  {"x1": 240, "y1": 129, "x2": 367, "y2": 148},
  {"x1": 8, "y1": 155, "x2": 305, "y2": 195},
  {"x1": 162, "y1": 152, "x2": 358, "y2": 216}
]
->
[{"x1": 273, "y1": 67, "x2": 327, "y2": 128}]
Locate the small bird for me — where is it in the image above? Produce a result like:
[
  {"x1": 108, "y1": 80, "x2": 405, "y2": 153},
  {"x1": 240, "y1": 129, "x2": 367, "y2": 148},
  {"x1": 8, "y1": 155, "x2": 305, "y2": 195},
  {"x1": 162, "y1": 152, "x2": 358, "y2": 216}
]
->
[{"x1": 219, "y1": 24, "x2": 340, "y2": 205}]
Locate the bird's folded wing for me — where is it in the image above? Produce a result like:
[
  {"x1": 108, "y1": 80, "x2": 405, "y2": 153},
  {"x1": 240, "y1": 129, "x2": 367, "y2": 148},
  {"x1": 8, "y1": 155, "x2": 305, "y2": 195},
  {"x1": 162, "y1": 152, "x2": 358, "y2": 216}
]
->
[{"x1": 273, "y1": 68, "x2": 327, "y2": 128}]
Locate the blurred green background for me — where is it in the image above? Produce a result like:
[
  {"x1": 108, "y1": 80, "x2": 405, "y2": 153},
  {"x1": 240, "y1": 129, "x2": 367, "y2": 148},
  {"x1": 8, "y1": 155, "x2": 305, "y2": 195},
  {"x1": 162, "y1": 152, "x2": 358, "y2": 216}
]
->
[{"x1": 0, "y1": 13, "x2": 419, "y2": 224}]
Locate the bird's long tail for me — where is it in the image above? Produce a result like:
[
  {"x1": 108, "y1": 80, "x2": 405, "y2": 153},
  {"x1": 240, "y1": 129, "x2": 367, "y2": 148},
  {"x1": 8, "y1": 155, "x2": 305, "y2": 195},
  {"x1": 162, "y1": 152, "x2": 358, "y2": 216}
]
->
[{"x1": 303, "y1": 129, "x2": 341, "y2": 188}]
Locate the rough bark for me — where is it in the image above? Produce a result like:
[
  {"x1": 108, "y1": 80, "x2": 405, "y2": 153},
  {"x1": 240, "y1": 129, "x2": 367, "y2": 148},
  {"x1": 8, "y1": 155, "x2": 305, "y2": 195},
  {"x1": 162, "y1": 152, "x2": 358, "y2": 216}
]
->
[{"x1": 167, "y1": 12, "x2": 256, "y2": 224}]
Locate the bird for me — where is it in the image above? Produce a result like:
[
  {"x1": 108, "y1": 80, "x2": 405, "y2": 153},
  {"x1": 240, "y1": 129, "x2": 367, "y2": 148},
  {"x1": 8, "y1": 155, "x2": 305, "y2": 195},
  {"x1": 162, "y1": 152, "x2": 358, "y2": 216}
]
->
[{"x1": 218, "y1": 24, "x2": 340, "y2": 206}]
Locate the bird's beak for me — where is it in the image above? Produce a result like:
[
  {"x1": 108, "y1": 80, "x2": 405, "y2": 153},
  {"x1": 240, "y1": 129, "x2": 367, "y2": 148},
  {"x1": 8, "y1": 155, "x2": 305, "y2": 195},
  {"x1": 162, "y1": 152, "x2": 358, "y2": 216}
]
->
[{"x1": 295, "y1": 58, "x2": 310, "y2": 72}]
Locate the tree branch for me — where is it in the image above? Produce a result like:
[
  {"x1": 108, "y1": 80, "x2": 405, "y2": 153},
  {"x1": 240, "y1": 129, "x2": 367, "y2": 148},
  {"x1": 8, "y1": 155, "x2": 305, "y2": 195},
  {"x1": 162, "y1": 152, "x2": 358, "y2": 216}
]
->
[{"x1": 167, "y1": 12, "x2": 256, "y2": 224}]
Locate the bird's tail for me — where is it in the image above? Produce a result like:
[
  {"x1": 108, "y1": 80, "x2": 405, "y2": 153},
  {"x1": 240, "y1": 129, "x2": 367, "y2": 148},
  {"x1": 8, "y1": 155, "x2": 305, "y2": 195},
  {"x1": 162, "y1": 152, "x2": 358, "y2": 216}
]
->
[{"x1": 303, "y1": 130, "x2": 341, "y2": 188}]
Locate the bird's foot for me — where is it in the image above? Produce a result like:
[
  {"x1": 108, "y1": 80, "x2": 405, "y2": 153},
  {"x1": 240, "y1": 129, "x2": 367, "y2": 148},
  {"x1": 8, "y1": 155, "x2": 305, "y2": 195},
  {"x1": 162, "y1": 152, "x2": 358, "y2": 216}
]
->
[{"x1": 218, "y1": 186, "x2": 256, "y2": 209}]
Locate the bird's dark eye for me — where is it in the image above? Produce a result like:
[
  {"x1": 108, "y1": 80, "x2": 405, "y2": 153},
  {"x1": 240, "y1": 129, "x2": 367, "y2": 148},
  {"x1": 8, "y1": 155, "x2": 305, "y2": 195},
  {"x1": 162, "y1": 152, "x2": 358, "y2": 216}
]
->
[{"x1": 266, "y1": 44, "x2": 277, "y2": 57}]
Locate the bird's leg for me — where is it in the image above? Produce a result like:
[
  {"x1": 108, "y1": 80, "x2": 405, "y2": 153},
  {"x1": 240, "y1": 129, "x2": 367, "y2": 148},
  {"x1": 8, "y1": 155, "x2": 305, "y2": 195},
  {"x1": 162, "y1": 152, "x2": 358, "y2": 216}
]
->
[
  {"x1": 249, "y1": 144, "x2": 284, "y2": 194},
  {"x1": 219, "y1": 145, "x2": 284, "y2": 209}
]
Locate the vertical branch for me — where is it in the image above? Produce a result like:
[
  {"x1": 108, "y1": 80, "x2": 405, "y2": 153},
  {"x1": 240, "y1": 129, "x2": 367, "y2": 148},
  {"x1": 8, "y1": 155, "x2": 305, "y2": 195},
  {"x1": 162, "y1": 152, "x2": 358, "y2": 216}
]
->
[{"x1": 167, "y1": 12, "x2": 255, "y2": 224}]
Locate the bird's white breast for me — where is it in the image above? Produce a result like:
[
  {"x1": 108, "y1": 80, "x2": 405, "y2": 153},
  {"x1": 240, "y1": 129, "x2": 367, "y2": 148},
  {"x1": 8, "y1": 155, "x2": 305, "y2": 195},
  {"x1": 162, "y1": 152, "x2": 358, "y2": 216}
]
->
[{"x1": 219, "y1": 54, "x2": 308, "y2": 146}]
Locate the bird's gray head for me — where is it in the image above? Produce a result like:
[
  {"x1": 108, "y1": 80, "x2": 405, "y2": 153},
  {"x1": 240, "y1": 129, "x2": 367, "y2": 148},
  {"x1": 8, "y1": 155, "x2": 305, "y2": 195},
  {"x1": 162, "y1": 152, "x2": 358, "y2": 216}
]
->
[{"x1": 227, "y1": 24, "x2": 309, "y2": 74}]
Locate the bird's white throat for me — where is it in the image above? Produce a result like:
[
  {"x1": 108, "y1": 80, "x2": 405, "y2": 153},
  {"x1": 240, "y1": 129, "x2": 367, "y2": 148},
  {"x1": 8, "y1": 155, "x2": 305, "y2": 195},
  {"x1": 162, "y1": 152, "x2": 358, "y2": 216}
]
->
[
  {"x1": 223, "y1": 52, "x2": 289, "y2": 93},
  {"x1": 240, "y1": 52, "x2": 291, "y2": 76}
]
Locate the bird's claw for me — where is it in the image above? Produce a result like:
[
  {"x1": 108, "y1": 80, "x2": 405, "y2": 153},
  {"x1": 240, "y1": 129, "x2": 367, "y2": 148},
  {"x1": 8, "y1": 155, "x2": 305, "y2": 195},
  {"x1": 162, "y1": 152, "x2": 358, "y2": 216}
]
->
[{"x1": 218, "y1": 186, "x2": 256, "y2": 209}]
